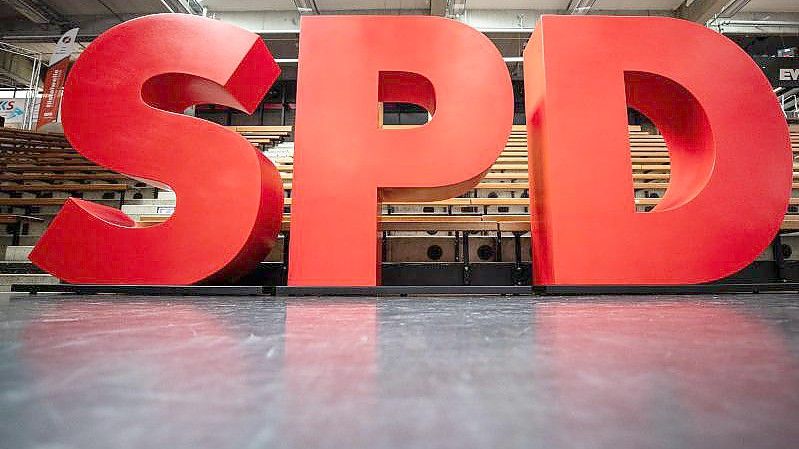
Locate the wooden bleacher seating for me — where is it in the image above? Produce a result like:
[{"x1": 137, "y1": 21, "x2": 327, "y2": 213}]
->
[
  {"x1": 0, "y1": 128, "x2": 148, "y2": 244},
  {"x1": 225, "y1": 125, "x2": 292, "y2": 149},
  {"x1": 0, "y1": 184, "x2": 128, "y2": 193},
  {"x1": 0, "y1": 214, "x2": 42, "y2": 246},
  {"x1": 4, "y1": 123, "x2": 799, "y2": 268}
]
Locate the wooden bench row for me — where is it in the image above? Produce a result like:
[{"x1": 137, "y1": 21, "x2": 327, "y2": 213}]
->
[
  {"x1": 223, "y1": 125, "x2": 292, "y2": 149},
  {"x1": 10, "y1": 179, "x2": 799, "y2": 201},
  {"x1": 6, "y1": 165, "x2": 799, "y2": 184},
  {"x1": 0, "y1": 214, "x2": 43, "y2": 245},
  {"x1": 0, "y1": 183, "x2": 129, "y2": 193},
  {"x1": 136, "y1": 213, "x2": 799, "y2": 233},
  {"x1": 4, "y1": 193, "x2": 795, "y2": 212}
]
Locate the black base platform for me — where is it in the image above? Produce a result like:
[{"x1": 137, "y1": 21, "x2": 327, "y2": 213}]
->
[
  {"x1": 274, "y1": 285, "x2": 534, "y2": 296},
  {"x1": 9, "y1": 284, "x2": 533, "y2": 297},
  {"x1": 10, "y1": 284, "x2": 266, "y2": 296},
  {"x1": 10, "y1": 282, "x2": 799, "y2": 297},
  {"x1": 534, "y1": 282, "x2": 799, "y2": 295}
]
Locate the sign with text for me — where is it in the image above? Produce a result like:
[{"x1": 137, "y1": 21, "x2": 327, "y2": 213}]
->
[
  {"x1": 29, "y1": 15, "x2": 792, "y2": 288},
  {"x1": 754, "y1": 56, "x2": 799, "y2": 88}
]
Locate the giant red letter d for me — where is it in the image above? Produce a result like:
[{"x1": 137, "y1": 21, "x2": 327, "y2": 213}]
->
[{"x1": 524, "y1": 16, "x2": 792, "y2": 285}]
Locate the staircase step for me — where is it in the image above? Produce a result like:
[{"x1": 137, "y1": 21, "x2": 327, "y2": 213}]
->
[
  {"x1": 157, "y1": 190, "x2": 176, "y2": 201},
  {"x1": 121, "y1": 198, "x2": 176, "y2": 206},
  {"x1": 4, "y1": 246, "x2": 33, "y2": 261},
  {"x1": 0, "y1": 273, "x2": 58, "y2": 292},
  {"x1": 121, "y1": 204, "x2": 174, "y2": 217}
]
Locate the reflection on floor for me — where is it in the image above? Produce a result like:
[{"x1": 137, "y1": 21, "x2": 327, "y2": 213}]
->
[{"x1": 1, "y1": 294, "x2": 797, "y2": 449}]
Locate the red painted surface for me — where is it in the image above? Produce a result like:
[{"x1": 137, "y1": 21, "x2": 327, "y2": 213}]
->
[
  {"x1": 288, "y1": 16, "x2": 513, "y2": 286},
  {"x1": 524, "y1": 16, "x2": 792, "y2": 285},
  {"x1": 26, "y1": 14, "x2": 793, "y2": 287},
  {"x1": 29, "y1": 15, "x2": 284, "y2": 284}
]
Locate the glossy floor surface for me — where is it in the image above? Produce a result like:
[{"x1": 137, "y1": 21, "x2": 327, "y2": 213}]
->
[{"x1": 1, "y1": 293, "x2": 798, "y2": 449}]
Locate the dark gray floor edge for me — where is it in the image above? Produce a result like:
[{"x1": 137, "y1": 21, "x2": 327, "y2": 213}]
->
[
  {"x1": 10, "y1": 284, "x2": 266, "y2": 296},
  {"x1": 274, "y1": 286, "x2": 534, "y2": 296},
  {"x1": 10, "y1": 283, "x2": 799, "y2": 297},
  {"x1": 534, "y1": 283, "x2": 799, "y2": 295}
]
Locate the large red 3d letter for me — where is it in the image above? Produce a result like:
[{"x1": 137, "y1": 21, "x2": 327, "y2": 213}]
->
[
  {"x1": 29, "y1": 15, "x2": 284, "y2": 284},
  {"x1": 288, "y1": 16, "x2": 513, "y2": 286},
  {"x1": 524, "y1": 16, "x2": 792, "y2": 285}
]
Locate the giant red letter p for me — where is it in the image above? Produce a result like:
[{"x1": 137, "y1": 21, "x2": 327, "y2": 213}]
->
[
  {"x1": 288, "y1": 16, "x2": 513, "y2": 286},
  {"x1": 524, "y1": 16, "x2": 792, "y2": 285},
  {"x1": 29, "y1": 15, "x2": 284, "y2": 284}
]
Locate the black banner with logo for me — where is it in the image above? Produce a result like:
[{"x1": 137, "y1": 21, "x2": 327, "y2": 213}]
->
[{"x1": 753, "y1": 57, "x2": 799, "y2": 88}]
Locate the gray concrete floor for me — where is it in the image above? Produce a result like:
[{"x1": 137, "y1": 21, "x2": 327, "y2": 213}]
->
[{"x1": 1, "y1": 293, "x2": 798, "y2": 449}]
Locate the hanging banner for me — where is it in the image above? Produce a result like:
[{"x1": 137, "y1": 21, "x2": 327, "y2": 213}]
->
[{"x1": 36, "y1": 28, "x2": 79, "y2": 131}]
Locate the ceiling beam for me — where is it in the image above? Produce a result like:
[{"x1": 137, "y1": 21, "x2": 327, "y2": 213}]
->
[
  {"x1": 0, "y1": 13, "x2": 140, "y2": 43},
  {"x1": 1, "y1": 0, "x2": 74, "y2": 27},
  {"x1": 291, "y1": 0, "x2": 319, "y2": 15},
  {"x1": 160, "y1": 0, "x2": 204, "y2": 15},
  {"x1": 678, "y1": 0, "x2": 752, "y2": 24},
  {"x1": 567, "y1": 0, "x2": 598, "y2": 15},
  {"x1": 0, "y1": 46, "x2": 39, "y2": 86}
]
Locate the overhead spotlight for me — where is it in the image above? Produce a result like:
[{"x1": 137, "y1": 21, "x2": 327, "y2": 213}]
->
[{"x1": 567, "y1": 0, "x2": 598, "y2": 15}]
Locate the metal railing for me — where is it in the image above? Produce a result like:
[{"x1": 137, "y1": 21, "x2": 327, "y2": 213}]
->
[
  {"x1": 780, "y1": 94, "x2": 799, "y2": 120},
  {"x1": 0, "y1": 41, "x2": 43, "y2": 130}
]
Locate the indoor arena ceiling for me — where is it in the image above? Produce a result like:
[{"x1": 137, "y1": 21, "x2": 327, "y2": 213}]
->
[
  {"x1": 0, "y1": 0, "x2": 187, "y2": 18},
  {"x1": 742, "y1": 0, "x2": 799, "y2": 13},
  {"x1": 0, "y1": 1, "x2": 797, "y2": 19},
  {"x1": 199, "y1": 1, "x2": 798, "y2": 13},
  {"x1": 0, "y1": 0, "x2": 797, "y2": 75},
  {"x1": 201, "y1": 1, "x2": 687, "y2": 12}
]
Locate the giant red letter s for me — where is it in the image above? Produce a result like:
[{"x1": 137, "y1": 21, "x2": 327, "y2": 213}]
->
[
  {"x1": 29, "y1": 15, "x2": 284, "y2": 284},
  {"x1": 524, "y1": 16, "x2": 793, "y2": 285},
  {"x1": 288, "y1": 16, "x2": 513, "y2": 286}
]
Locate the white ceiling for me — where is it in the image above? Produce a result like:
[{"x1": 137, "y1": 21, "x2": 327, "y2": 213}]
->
[
  {"x1": 44, "y1": 0, "x2": 171, "y2": 15},
  {"x1": 594, "y1": 0, "x2": 685, "y2": 10},
  {"x1": 0, "y1": 0, "x2": 793, "y2": 21},
  {"x1": 314, "y1": 0, "x2": 429, "y2": 9},
  {"x1": 467, "y1": 0, "x2": 568, "y2": 9},
  {"x1": 201, "y1": 1, "x2": 296, "y2": 11},
  {"x1": 202, "y1": 0, "x2": 430, "y2": 11},
  {"x1": 202, "y1": 0, "x2": 691, "y2": 12},
  {"x1": 200, "y1": 0, "x2": 799, "y2": 13},
  {"x1": 742, "y1": 0, "x2": 799, "y2": 13}
]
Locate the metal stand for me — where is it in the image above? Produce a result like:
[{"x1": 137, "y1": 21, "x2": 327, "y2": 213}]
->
[
  {"x1": 772, "y1": 234, "x2": 787, "y2": 281},
  {"x1": 8, "y1": 221, "x2": 21, "y2": 246}
]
